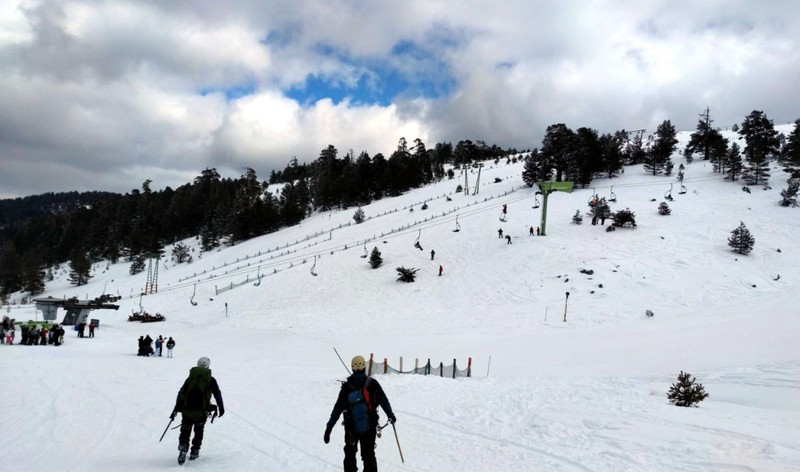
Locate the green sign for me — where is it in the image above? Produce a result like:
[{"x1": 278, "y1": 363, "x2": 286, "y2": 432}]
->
[{"x1": 537, "y1": 181, "x2": 574, "y2": 193}]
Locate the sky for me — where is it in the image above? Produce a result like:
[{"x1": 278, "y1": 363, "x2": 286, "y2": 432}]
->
[
  {"x1": 1, "y1": 0, "x2": 799, "y2": 198},
  {"x1": 2, "y1": 133, "x2": 799, "y2": 471}
]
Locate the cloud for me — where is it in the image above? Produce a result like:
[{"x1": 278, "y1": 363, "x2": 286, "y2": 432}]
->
[{"x1": 1, "y1": 0, "x2": 798, "y2": 197}]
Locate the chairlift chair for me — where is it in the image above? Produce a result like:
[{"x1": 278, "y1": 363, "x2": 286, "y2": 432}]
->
[
  {"x1": 499, "y1": 212, "x2": 507, "y2": 222},
  {"x1": 609, "y1": 185, "x2": 617, "y2": 203},
  {"x1": 533, "y1": 191, "x2": 541, "y2": 209},
  {"x1": 253, "y1": 267, "x2": 262, "y2": 286},
  {"x1": 361, "y1": 243, "x2": 368, "y2": 258},
  {"x1": 664, "y1": 183, "x2": 674, "y2": 201},
  {"x1": 678, "y1": 183, "x2": 687, "y2": 195},
  {"x1": 310, "y1": 255, "x2": 318, "y2": 276},
  {"x1": 453, "y1": 215, "x2": 461, "y2": 232},
  {"x1": 414, "y1": 229, "x2": 423, "y2": 250}
]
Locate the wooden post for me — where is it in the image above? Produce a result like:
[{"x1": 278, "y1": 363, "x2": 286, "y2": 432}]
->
[
  {"x1": 467, "y1": 357, "x2": 472, "y2": 377},
  {"x1": 400, "y1": 356, "x2": 403, "y2": 373},
  {"x1": 453, "y1": 358, "x2": 457, "y2": 379},
  {"x1": 415, "y1": 358, "x2": 419, "y2": 373},
  {"x1": 383, "y1": 358, "x2": 388, "y2": 374},
  {"x1": 368, "y1": 353, "x2": 374, "y2": 376},
  {"x1": 564, "y1": 292, "x2": 570, "y2": 322}
]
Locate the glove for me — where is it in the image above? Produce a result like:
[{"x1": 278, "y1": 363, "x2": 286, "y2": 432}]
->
[
  {"x1": 217, "y1": 406, "x2": 225, "y2": 418},
  {"x1": 323, "y1": 426, "x2": 332, "y2": 444},
  {"x1": 170, "y1": 411, "x2": 177, "y2": 421},
  {"x1": 388, "y1": 414, "x2": 396, "y2": 424}
]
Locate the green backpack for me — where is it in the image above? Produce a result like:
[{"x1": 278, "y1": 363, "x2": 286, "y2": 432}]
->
[{"x1": 178, "y1": 367, "x2": 212, "y2": 418}]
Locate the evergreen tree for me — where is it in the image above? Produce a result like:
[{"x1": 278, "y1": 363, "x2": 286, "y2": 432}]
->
[
  {"x1": 658, "y1": 202, "x2": 671, "y2": 215},
  {"x1": 644, "y1": 120, "x2": 678, "y2": 175},
  {"x1": 728, "y1": 221, "x2": 755, "y2": 255},
  {"x1": 522, "y1": 149, "x2": 550, "y2": 186},
  {"x1": 667, "y1": 371, "x2": 709, "y2": 407},
  {"x1": 353, "y1": 207, "x2": 366, "y2": 224},
  {"x1": 684, "y1": 107, "x2": 716, "y2": 162},
  {"x1": 22, "y1": 252, "x2": 46, "y2": 295},
  {"x1": 0, "y1": 242, "x2": 23, "y2": 296},
  {"x1": 541, "y1": 124, "x2": 576, "y2": 182},
  {"x1": 781, "y1": 118, "x2": 800, "y2": 170},
  {"x1": 572, "y1": 210, "x2": 583, "y2": 224},
  {"x1": 779, "y1": 177, "x2": 799, "y2": 207},
  {"x1": 171, "y1": 242, "x2": 192, "y2": 263},
  {"x1": 599, "y1": 133, "x2": 624, "y2": 178},
  {"x1": 369, "y1": 247, "x2": 383, "y2": 268},
  {"x1": 725, "y1": 142, "x2": 744, "y2": 181},
  {"x1": 69, "y1": 248, "x2": 92, "y2": 286},
  {"x1": 129, "y1": 254, "x2": 146, "y2": 275},
  {"x1": 738, "y1": 110, "x2": 779, "y2": 186},
  {"x1": 395, "y1": 267, "x2": 419, "y2": 283},
  {"x1": 611, "y1": 208, "x2": 637, "y2": 227}
]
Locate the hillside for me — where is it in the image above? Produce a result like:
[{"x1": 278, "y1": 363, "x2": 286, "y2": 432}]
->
[{"x1": 1, "y1": 128, "x2": 799, "y2": 471}]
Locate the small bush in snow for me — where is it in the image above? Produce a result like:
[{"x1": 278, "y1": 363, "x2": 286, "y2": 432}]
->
[
  {"x1": 611, "y1": 208, "x2": 637, "y2": 227},
  {"x1": 353, "y1": 207, "x2": 366, "y2": 224},
  {"x1": 658, "y1": 202, "x2": 671, "y2": 215},
  {"x1": 572, "y1": 210, "x2": 583, "y2": 224},
  {"x1": 396, "y1": 267, "x2": 419, "y2": 283},
  {"x1": 667, "y1": 371, "x2": 709, "y2": 407},
  {"x1": 369, "y1": 247, "x2": 383, "y2": 269}
]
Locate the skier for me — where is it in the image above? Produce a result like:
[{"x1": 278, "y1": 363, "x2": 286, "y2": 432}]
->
[
  {"x1": 155, "y1": 336, "x2": 163, "y2": 356},
  {"x1": 536, "y1": 226, "x2": 540, "y2": 236},
  {"x1": 166, "y1": 337, "x2": 175, "y2": 358},
  {"x1": 502, "y1": 204, "x2": 507, "y2": 215},
  {"x1": 88, "y1": 322, "x2": 96, "y2": 338},
  {"x1": 430, "y1": 249, "x2": 435, "y2": 261},
  {"x1": 324, "y1": 355, "x2": 396, "y2": 472},
  {"x1": 498, "y1": 228, "x2": 503, "y2": 238},
  {"x1": 529, "y1": 226, "x2": 534, "y2": 236},
  {"x1": 439, "y1": 265, "x2": 443, "y2": 276},
  {"x1": 171, "y1": 357, "x2": 225, "y2": 464},
  {"x1": 506, "y1": 235, "x2": 512, "y2": 244}
]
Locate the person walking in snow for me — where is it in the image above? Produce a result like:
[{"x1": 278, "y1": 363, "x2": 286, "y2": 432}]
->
[
  {"x1": 498, "y1": 228, "x2": 503, "y2": 238},
  {"x1": 171, "y1": 357, "x2": 225, "y2": 464},
  {"x1": 155, "y1": 336, "x2": 163, "y2": 357},
  {"x1": 166, "y1": 337, "x2": 175, "y2": 358},
  {"x1": 529, "y1": 226, "x2": 534, "y2": 236},
  {"x1": 439, "y1": 265, "x2": 443, "y2": 276},
  {"x1": 324, "y1": 355, "x2": 396, "y2": 472},
  {"x1": 506, "y1": 235, "x2": 512, "y2": 244},
  {"x1": 88, "y1": 322, "x2": 96, "y2": 338},
  {"x1": 430, "y1": 249, "x2": 435, "y2": 261}
]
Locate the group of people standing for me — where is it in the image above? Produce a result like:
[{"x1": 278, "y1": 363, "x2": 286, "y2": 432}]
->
[
  {"x1": 138, "y1": 334, "x2": 175, "y2": 357},
  {"x1": 1, "y1": 317, "x2": 67, "y2": 346}
]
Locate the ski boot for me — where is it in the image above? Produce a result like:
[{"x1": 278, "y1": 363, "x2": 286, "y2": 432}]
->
[
  {"x1": 189, "y1": 450, "x2": 199, "y2": 461},
  {"x1": 178, "y1": 444, "x2": 188, "y2": 465}
]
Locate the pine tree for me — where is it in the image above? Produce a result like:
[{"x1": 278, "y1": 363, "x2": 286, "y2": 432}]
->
[
  {"x1": 728, "y1": 221, "x2": 755, "y2": 255},
  {"x1": 129, "y1": 254, "x2": 146, "y2": 275},
  {"x1": 658, "y1": 202, "x2": 671, "y2": 215},
  {"x1": 396, "y1": 267, "x2": 419, "y2": 283},
  {"x1": 22, "y1": 252, "x2": 46, "y2": 295},
  {"x1": 725, "y1": 142, "x2": 744, "y2": 181},
  {"x1": 171, "y1": 242, "x2": 192, "y2": 264},
  {"x1": 572, "y1": 210, "x2": 583, "y2": 224},
  {"x1": 782, "y1": 118, "x2": 800, "y2": 170},
  {"x1": 611, "y1": 208, "x2": 637, "y2": 227},
  {"x1": 353, "y1": 207, "x2": 366, "y2": 224},
  {"x1": 69, "y1": 249, "x2": 92, "y2": 286},
  {"x1": 739, "y1": 110, "x2": 779, "y2": 186},
  {"x1": 667, "y1": 371, "x2": 709, "y2": 407},
  {"x1": 644, "y1": 120, "x2": 678, "y2": 176},
  {"x1": 684, "y1": 107, "x2": 715, "y2": 162},
  {"x1": 779, "y1": 177, "x2": 799, "y2": 207},
  {"x1": 369, "y1": 247, "x2": 383, "y2": 268}
]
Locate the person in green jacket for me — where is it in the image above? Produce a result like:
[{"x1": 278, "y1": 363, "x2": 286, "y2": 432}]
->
[{"x1": 171, "y1": 357, "x2": 225, "y2": 464}]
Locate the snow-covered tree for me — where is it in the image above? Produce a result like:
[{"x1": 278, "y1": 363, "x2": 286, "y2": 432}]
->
[{"x1": 369, "y1": 247, "x2": 383, "y2": 269}]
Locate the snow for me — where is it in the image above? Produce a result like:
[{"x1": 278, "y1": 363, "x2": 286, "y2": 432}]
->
[{"x1": 2, "y1": 127, "x2": 800, "y2": 471}]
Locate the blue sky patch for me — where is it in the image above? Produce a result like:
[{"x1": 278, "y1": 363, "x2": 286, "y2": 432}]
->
[
  {"x1": 286, "y1": 40, "x2": 457, "y2": 107},
  {"x1": 200, "y1": 82, "x2": 257, "y2": 101}
]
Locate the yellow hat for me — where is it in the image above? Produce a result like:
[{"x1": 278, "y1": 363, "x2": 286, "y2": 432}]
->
[{"x1": 351, "y1": 355, "x2": 366, "y2": 371}]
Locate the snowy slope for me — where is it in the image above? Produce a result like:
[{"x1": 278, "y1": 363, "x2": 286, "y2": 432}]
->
[{"x1": 2, "y1": 127, "x2": 800, "y2": 472}]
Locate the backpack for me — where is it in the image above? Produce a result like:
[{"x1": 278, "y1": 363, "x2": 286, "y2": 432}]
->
[
  {"x1": 346, "y1": 378, "x2": 373, "y2": 436},
  {"x1": 178, "y1": 367, "x2": 212, "y2": 417}
]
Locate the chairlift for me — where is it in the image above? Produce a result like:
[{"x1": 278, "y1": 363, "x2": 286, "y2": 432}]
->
[
  {"x1": 533, "y1": 191, "x2": 541, "y2": 209},
  {"x1": 609, "y1": 185, "x2": 617, "y2": 203},
  {"x1": 499, "y1": 212, "x2": 507, "y2": 222},
  {"x1": 414, "y1": 229, "x2": 423, "y2": 250},
  {"x1": 190, "y1": 283, "x2": 197, "y2": 306},
  {"x1": 678, "y1": 183, "x2": 687, "y2": 195},
  {"x1": 453, "y1": 215, "x2": 461, "y2": 232},
  {"x1": 361, "y1": 242, "x2": 368, "y2": 258},
  {"x1": 253, "y1": 267, "x2": 262, "y2": 286},
  {"x1": 664, "y1": 183, "x2": 674, "y2": 201},
  {"x1": 310, "y1": 255, "x2": 318, "y2": 276}
]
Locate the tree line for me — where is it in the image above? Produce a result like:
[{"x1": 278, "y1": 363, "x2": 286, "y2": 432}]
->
[{"x1": 0, "y1": 138, "x2": 514, "y2": 298}]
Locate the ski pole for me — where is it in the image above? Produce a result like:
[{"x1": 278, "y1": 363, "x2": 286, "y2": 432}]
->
[
  {"x1": 391, "y1": 422, "x2": 405, "y2": 464},
  {"x1": 159, "y1": 417, "x2": 174, "y2": 442},
  {"x1": 333, "y1": 347, "x2": 351, "y2": 374}
]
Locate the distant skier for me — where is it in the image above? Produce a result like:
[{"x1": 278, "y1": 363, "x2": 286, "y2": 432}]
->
[
  {"x1": 506, "y1": 235, "x2": 512, "y2": 244},
  {"x1": 88, "y1": 322, "x2": 96, "y2": 338},
  {"x1": 498, "y1": 228, "x2": 503, "y2": 238},
  {"x1": 536, "y1": 226, "x2": 540, "y2": 236},
  {"x1": 529, "y1": 226, "x2": 534, "y2": 236},
  {"x1": 324, "y1": 355, "x2": 396, "y2": 472},
  {"x1": 166, "y1": 337, "x2": 175, "y2": 358},
  {"x1": 155, "y1": 336, "x2": 163, "y2": 356},
  {"x1": 439, "y1": 265, "x2": 443, "y2": 276},
  {"x1": 171, "y1": 357, "x2": 225, "y2": 464},
  {"x1": 502, "y1": 204, "x2": 507, "y2": 215},
  {"x1": 430, "y1": 249, "x2": 435, "y2": 261}
]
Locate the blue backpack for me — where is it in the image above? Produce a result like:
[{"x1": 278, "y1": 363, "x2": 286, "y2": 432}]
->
[{"x1": 347, "y1": 378, "x2": 373, "y2": 436}]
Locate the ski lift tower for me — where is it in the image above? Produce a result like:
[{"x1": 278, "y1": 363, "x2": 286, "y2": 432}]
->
[{"x1": 537, "y1": 181, "x2": 574, "y2": 236}]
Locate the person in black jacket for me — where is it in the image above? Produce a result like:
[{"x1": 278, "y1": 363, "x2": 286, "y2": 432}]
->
[
  {"x1": 171, "y1": 356, "x2": 225, "y2": 464},
  {"x1": 324, "y1": 355, "x2": 396, "y2": 472}
]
